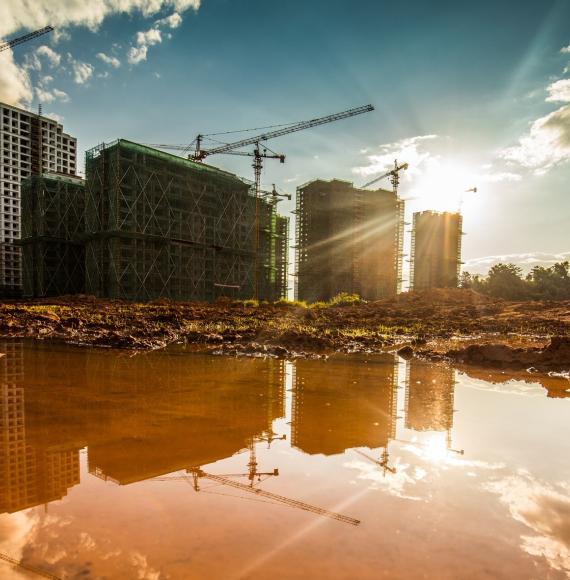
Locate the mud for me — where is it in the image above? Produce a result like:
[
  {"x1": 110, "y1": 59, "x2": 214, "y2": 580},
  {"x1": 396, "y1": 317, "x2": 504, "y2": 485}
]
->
[{"x1": 0, "y1": 289, "x2": 569, "y2": 369}]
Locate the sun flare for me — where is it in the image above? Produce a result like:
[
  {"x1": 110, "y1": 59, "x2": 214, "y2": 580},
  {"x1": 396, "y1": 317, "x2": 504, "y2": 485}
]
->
[{"x1": 409, "y1": 161, "x2": 478, "y2": 213}]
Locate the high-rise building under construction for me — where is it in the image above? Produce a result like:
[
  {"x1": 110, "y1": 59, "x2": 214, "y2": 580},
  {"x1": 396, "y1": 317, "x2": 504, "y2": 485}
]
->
[
  {"x1": 295, "y1": 179, "x2": 404, "y2": 302},
  {"x1": 410, "y1": 210, "x2": 462, "y2": 291}
]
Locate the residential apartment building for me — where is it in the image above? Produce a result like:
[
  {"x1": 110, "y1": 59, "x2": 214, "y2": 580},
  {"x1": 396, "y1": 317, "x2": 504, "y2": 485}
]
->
[{"x1": 0, "y1": 102, "x2": 77, "y2": 295}]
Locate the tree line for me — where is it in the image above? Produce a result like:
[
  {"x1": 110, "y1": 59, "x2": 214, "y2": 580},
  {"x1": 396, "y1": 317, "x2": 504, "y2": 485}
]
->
[{"x1": 460, "y1": 261, "x2": 570, "y2": 300}]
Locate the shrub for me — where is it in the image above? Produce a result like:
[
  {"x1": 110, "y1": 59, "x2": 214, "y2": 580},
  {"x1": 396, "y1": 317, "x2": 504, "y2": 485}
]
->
[{"x1": 327, "y1": 293, "x2": 366, "y2": 307}]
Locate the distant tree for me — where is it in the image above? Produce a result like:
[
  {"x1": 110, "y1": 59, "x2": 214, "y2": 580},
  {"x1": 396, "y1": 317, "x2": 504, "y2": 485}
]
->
[
  {"x1": 463, "y1": 261, "x2": 570, "y2": 301},
  {"x1": 527, "y1": 261, "x2": 570, "y2": 300},
  {"x1": 485, "y1": 263, "x2": 528, "y2": 300}
]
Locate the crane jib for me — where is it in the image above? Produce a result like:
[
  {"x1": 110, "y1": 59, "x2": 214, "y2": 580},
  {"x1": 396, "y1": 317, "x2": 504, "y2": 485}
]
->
[
  {"x1": 0, "y1": 26, "x2": 54, "y2": 53},
  {"x1": 199, "y1": 104, "x2": 374, "y2": 158}
]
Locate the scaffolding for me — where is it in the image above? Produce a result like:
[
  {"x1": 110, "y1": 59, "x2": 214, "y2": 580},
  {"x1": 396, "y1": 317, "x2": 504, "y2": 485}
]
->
[
  {"x1": 81, "y1": 139, "x2": 287, "y2": 301},
  {"x1": 20, "y1": 174, "x2": 85, "y2": 297},
  {"x1": 410, "y1": 211, "x2": 462, "y2": 291},
  {"x1": 295, "y1": 179, "x2": 403, "y2": 302}
]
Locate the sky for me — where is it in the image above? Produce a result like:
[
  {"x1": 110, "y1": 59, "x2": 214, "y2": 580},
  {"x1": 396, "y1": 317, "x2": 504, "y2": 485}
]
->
[{"x1": 1, "y1": 0, "x2": 570, "y2": 284}]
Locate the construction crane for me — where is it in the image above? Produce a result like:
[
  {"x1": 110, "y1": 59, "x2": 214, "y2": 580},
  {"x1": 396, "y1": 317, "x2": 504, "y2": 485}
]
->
[
  {"x1": 0, "y1": 26, "x2": 54, "y2": 54},
  {"x1": 261, "y1": 184, "x2": 291, "y2": 204},
  {"x1": 150, "y1": 103, "x2": 374, "y2": 188},
  {"x1": 151, "y1": 433, "x2": 360, "y2": 525},
  {"x1": 361, "y1": 159, "x2": 409, "y2": 195},
  {"x1": 393, "y1": 436, "x2": 464, "y2": 456},
  {"x1": 150, "y1": 104, "x2": 374, "y2": 297},
  {"x1": 354, "y1": 448, "x2": 396, "y2": 476},
  {"x1": 458, "y1": 186, "x2": 477, "y2": 212},
  {"x1": 152, "y1": 469, "x2": 360, "y2": 525}
]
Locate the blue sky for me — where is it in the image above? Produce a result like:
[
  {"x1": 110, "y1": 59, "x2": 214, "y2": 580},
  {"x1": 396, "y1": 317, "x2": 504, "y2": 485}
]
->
[{"x1": 1, "y1": 0, "x2": 570, "y2": 281}]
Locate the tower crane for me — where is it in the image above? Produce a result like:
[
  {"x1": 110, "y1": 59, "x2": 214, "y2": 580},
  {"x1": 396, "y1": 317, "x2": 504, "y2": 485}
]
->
[
  {"x1": 354, "y1": 448, "x2": 396, "y2": 476},
  {"x1": 458, "y1": 186, "x2": 477, "y2": 212},
  {"x1": 361, "y1": 159, "x2": 409, "y2": 195},
  {"x1": 150, "y1": 433, "x2": 360, "y2": 526},
  {"x1": 0, "y1": 26, "x2": 54, "y2": 54},
  {"x1": 151, "y1": 468, "x2": 360, "y2": 525},
  {"x1": 150, "y1": 103, "x2": 373, "y2": 196},
  {"x1": 150, "y1": 104, "x2": 374, "y2": 297}
]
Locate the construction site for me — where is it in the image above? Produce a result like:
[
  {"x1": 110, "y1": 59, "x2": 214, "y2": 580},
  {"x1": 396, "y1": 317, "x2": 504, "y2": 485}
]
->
[{"x1": 1, "y1": 25, "x2": 465, "y2": 306}]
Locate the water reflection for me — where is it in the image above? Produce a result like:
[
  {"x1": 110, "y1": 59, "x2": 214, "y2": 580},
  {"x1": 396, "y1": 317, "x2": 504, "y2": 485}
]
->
[
  {"x1": 291, "y1": 355, "x2": 398, "y2": 455},
  {"x1": 0, "y1": 340, "x2": 286, "y2": 510},
  {"x1": 0, "y1": 341, "x2": 80, "y2": 514},
  {"x1": 0, "y1": 340, "x2": 569, "y2": 579}
]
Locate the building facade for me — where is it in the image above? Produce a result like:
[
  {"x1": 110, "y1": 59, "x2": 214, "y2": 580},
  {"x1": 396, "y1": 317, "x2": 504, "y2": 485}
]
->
[
  {"x1": 0, "y1": 102, "x2": 77, "y2": 295},
  {"x1": 410, "y1": 210, "x2": 462, "y2": 291},
  {"x1": 295, "y1": 179, "x2": 404, "y2": 302}
]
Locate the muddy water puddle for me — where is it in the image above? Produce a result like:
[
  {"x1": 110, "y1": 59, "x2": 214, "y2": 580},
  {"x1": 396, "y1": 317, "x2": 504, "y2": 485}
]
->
[{"x1": 0, "y1": 340, "x2": 569, "y2": 579}]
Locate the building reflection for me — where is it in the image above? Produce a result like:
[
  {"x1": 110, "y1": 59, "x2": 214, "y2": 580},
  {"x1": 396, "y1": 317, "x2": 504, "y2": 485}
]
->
[
  {"x1": 0, "y1": 341, "x2": 286, "y2": 513},
  {"x1": 291, "y1": 354, "x2": 399, "y2": 456},
  {"x1": 85, "y1": 354, "x2": 285, "y2": 484},
  {"x1": 404, "y1": 358, "x2": 458, "y2": 451},
  {"x1": 0, "y1": 339, "x2": 469, "y2": 516},
  {"x1": 0, "y1": 341, "x2": 81, "y2": 514}
]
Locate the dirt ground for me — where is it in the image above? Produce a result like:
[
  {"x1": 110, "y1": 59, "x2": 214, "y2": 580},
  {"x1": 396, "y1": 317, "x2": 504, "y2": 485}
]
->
[{"x1": 0, "y1": 288, "x2": 568, "y2": 358}]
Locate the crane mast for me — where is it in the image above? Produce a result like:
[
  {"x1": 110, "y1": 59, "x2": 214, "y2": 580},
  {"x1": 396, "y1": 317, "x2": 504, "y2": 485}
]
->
[
  {"x1": 362, "y1": 159, "x2": 408, "y2": 194},
  {"x1": 0, "y1": 26, "x2": 54, "y2": 53}
]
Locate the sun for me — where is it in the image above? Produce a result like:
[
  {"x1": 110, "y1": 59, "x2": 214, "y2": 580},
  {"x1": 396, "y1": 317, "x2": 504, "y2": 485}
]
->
[{"x1": 408, "y1": 160, "x2": 478, "y2": 213}]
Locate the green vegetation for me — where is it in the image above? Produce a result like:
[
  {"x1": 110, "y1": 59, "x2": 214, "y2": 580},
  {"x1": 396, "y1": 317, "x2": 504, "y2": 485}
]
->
[
  {"x1": 272, "y1": 293, "x2": 365, "y2": 309},
  {"x1": 326, "y1": 293, "x2": 366, "y2": 307},
  {"x1": 461, "y1": 261, "x2": 570, "y2": 301}
]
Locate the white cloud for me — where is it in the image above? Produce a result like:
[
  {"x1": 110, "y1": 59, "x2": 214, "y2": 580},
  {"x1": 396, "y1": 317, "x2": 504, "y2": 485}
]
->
[
  {"x1": 136, "y1": 28, "x2": 162, "y2": 46},
  {"x1": 36, "y1": 45, "x2": 61, "y2": 67},
  {"x1": 96, "y1": 52, "x2": 120, "y2": 68},
  {"x1": 45, "y1": 112, "x2": 64, "y2": 123},
  {"x1": 501, "y1": 104, "x2": 570, "y2": 174},
  {"x1": 352, "y1": 135, "x2": 438, "y2": 179},
  {"x1": 51, "y1": 29, "x2": 71, "y2": 44},
  {"x1": 480, "y1": 171, "x2": 522, "y2": 183},
  {"x1": 70, "y1": 59, "x2": 94, "y2": 84},
  {"x1": 156, "y1": 12, "x2": 182, "y2": 28},
  {"x1": 97, "y1": 70, "x2": 110, "y2": 78},
  {"x1": 0, "y1": 50, "x2": 32, "y2": 105},
  {"x1": 561, "y1": 45, "x2": 570, "y2": 54},
  {"x1": 128, "y1": 26, "x2": 163, "y2": 65},
  {"x1": 0, "y1": 0, "x2": 201, "y2": 37},
  {"x1": 484, "y1": 474, "x2": 570, "y2": 576},
  {"x1": 35, "y1": 86, "x2": 70, "y2": 103},
  {"x1": 546, "y1": 78, "x2": 570, "y2": 103},
  {"x1": 0, "y1": 1, "x2": 200, "y2": 100},
  {"x1": 464, "y1": 251, "x2": 570, "y2": 275},
  {"x1": 128, "y1": 45, "x2": 148, "y2": 65}
]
